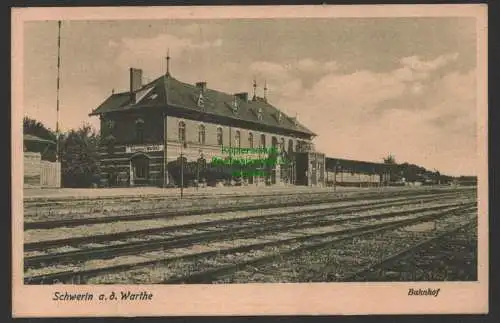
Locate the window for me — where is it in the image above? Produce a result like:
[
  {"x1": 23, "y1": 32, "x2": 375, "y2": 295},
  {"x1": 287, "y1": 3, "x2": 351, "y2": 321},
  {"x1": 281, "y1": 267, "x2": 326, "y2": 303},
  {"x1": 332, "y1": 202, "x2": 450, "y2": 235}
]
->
[
  {"x1": 288, "y1": 139, "x2": 294, "y2": 153},
  {"x1": 271, "y1": 136, "x2": 278, "y2": 149},
  {"x1": 178, "y1": 121, "x2": 186, "y2": 143},
  {"x1": 257, "y1": 108, "x2": 263, "y2": 120},
  {"x1": 217, "y1": 127, "x2": 223, "y2": 146},
  {"x1": 280, "y1": 138, "x2": 285, "y2": 151},
  {"x1": 248, "y1": 132, "x2": 254, "y2": 149},
  {"x1": 135, "y1": 118, "x2": 144, "y2": 143},
  {"x1": 198, "y1": 124, "x2": 206, "y2": 145},
  {"x1": 232, "y1": 97, "x2": 239, "y2": 113},
  {"x1": 235, "y1": 130, "x2": 241, "y2": 148},
  {"x1": 260, "y1": 134, "x2": 266, "y2": 148},
  {"x1": 106, "y1": 135, "x2": 116, "y2": 155},
  {"x1": 197, "y1": 93, "x2": 204, "y2": 108}
]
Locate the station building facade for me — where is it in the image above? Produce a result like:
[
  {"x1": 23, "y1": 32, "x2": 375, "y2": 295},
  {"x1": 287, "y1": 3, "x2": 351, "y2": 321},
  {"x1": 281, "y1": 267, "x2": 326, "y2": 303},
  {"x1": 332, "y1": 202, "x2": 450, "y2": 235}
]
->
[{"x1": 90, "y1": 66, "x2": 321, "y2": 187}]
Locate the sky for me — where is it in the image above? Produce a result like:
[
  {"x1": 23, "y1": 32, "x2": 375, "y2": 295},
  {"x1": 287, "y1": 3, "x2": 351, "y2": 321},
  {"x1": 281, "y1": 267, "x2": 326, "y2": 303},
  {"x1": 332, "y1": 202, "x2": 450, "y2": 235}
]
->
[{"x1": 23, "y1": 17, "x2": 478, "y2": 176}]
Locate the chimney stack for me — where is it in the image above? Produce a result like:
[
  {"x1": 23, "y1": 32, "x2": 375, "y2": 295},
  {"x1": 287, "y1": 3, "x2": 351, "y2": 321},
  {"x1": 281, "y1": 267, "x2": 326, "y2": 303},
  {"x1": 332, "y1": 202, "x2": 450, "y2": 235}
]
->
[
  {"x1": 129, "y1": 68, "x2": 143, "y2": 102},
  {"x1": 234, "y1": 92, "x2": 249, "y2": 102},
  {"x1": 196, "y1": 81, "x2": 207, "y2": 92}
]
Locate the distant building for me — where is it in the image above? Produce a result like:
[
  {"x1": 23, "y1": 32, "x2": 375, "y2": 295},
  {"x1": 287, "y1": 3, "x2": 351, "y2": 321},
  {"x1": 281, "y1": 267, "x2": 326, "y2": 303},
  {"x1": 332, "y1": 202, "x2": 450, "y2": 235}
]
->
[
  {"x1": 325, "y1": 157, "x2": 392, "y2": 187},
  {"x1": 23, "y1": 134, "x2": 61, "y2": 188},
  {"x1": 90, "y1": 61, "x2": 320, "y2": 187}
]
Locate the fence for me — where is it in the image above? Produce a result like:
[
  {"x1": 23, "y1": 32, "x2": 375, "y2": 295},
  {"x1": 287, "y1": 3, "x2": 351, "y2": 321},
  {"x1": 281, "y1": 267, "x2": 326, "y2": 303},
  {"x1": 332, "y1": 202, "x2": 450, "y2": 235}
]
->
[{"x1": 24, "y1": 152, "x2": 61, "y2": 188}]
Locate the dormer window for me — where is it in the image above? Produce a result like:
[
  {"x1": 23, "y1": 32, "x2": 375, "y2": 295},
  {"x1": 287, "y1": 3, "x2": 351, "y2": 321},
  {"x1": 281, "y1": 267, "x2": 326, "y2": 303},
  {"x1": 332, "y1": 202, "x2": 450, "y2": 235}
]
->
[
  {"x1": 257, "y1": 108, "x2": 263, "y2": 121},
  {"x1": 232, "y1": 97, "x2": 239, "y2": 113},
  {"x1": 278, "y1": 112, "x2": 282, "y2": 123},
  {"x1": 197, "y1": 92, "x2": 205, "y2": 108}
]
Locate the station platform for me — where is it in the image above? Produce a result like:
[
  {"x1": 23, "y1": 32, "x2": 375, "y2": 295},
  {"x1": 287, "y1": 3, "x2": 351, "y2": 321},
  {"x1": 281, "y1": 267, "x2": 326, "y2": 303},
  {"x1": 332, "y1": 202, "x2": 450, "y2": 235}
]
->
[{"x1": 23, "y1": 185, "x2": 385, "y2": 202}]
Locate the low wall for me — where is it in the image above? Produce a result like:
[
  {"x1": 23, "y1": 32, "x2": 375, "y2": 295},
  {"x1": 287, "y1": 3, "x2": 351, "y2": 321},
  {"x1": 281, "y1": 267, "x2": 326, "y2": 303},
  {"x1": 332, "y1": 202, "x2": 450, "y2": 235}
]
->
[{"x1": 24, "y1": 152, "x2": 61, "y2": 188}]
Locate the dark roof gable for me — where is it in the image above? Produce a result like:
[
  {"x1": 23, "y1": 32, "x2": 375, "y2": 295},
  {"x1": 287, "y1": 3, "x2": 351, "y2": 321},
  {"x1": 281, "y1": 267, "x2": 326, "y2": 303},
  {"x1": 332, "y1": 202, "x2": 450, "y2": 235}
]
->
[{"x1": 90, "y1": 75, "x2": 316, "y2": 136}]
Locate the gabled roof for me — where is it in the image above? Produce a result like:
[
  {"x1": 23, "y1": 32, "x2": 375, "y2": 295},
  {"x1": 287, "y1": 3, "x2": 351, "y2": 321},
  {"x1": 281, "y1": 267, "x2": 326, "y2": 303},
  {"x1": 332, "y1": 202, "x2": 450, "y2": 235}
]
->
[{"x1": 89, "y1": 75, "x2": 316, "y2": 136}]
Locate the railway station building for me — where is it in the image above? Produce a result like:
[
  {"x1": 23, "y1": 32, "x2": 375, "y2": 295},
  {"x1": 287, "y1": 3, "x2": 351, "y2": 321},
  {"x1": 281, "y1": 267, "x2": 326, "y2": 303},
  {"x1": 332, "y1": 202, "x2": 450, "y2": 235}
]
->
[{"x1": 90, "y1": 60, "x2": 324, "y2": 187}]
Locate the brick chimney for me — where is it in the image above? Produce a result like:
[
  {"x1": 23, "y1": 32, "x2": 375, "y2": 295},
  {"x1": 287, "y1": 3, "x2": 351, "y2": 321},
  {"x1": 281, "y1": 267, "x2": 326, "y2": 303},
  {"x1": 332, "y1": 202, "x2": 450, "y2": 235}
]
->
[
  {"x1": 196, "y1": 81, "x2": 207, "y2": 92},
  {"x1": 129, "y1": 68, "x2": 143, "y2": 103},
  {"x1": 234, "y1": 92, "x2": 248, "y2": 102}
]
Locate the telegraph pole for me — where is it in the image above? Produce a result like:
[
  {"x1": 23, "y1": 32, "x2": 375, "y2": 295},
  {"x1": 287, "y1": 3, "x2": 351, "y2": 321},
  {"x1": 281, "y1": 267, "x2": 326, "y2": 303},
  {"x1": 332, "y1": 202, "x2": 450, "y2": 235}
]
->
[
  {"x1": 333, "y1": 161, "x2": 339, "y2": 192},
  {"x1": 180, "y1": 141, "x2": 184, "y2": 198},
  {"x1": 55, "y1": 20, "x2": 62, "y2": 162}
]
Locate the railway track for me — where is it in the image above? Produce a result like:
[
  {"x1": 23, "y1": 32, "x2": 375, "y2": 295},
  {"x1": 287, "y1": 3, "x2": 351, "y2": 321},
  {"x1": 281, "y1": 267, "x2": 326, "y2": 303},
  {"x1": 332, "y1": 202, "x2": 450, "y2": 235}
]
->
[
  {"x1": 24, "y1": 192, "x2": 465, "y2": 253},
  {"x1": 24, "y1": 201, "x2": 476, "y2": 284},
  {"x1": 206, "y1": 209, "x2": 478, "y2": 284},
  {"x1": 24, "y1": 188, "x2": 473, "y2": 230},
  {"x1": 162, "y1": 205, "x2": 477, "y2": 284},
  {"x1": 343, "y1": 220, "x2": 478, "y2": 282}
]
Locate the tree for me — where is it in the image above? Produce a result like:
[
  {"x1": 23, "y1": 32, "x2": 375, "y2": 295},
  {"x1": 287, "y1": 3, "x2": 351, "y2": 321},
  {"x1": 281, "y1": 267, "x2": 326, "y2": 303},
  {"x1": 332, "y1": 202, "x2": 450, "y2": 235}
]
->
[
  {"x1": 23, "y1": 117, "x2": 57, "y2": 161},
  {"x1": 60, "y1": 123, "x2": 100, "y2": 188}
]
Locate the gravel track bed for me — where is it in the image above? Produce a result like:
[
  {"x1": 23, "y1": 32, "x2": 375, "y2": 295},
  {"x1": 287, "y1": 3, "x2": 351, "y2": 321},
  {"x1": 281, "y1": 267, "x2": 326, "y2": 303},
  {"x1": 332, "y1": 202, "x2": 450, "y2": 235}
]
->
[
  {"x1": 48, "y1": 206, "x2": 473, "y2": 284},
  {"x1": 24, "y1": 198, "x2": 471, "y2": 260},
  {"x1": 24, "y1": 194, "x2": 469, "y2": 245},
  {"x1": 216, "y1": 210, "x2": 476, "y2": 283},
  {"x1": 350, "y1": 221, "x2": 478, "y2": 281},
  {"x1": 24, "y1": 188, "x2": 473, "y2": 222}
]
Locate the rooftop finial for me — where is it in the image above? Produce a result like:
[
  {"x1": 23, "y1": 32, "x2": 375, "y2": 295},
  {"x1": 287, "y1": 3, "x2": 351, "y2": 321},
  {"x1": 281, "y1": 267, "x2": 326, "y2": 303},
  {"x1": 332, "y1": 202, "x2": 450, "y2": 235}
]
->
[
  {"x1": 166, "y1": 48, "x2": 171, "y2": 76},
  {"x1": 252, "y1": 78, "x2": 257, "y2": 100},
  {"x1": 264, "y1": 80, "x2": 268, "y2": 102}
]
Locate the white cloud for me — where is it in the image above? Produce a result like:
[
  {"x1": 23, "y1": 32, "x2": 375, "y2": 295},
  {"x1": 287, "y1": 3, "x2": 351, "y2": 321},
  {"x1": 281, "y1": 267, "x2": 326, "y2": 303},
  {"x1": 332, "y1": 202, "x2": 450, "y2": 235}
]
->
[
  {"x1": 270, "y1": 63, "x2": 476, "y2": 176},
  {"x1": 249, "y1": 61, "x2": 289, "y2": 82},
  {"x1": 113, "y1": 33, "x2": 223, "y2": 76},
  {"x1": 400, "y1": 52, "x2": 459, "y2": 73},
  {"x1": 295, "y1": 59, "x2": 338, "y2": 73}
]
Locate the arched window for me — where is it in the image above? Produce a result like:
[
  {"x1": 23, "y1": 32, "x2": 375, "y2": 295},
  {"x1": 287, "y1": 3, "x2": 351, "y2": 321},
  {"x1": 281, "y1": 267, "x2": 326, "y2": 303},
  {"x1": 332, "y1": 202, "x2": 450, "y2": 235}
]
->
[
  {"x1": 235, "y1": 130, "x2": 241, "y2": 148},
  {"x1": 271, "y1": 136, "x2": 278, "y2": 148},
  {"x1": 280, "y1": 137, "x2": 285, "y2": 152},
  {"x1": 135, "y1": 118, "x2": 144, "y2": 143},
  {"x1": 198, "y1": 124, "x2": 206, "y2": 145},
  {"x1": 217, "y1": 127, "x2": 223, "y2": 146},
  {"x1": 288, "y1": 139, "x2": 294, "y2": 153},
  {"x1": 248, "y1": 132, "x2": 254, "y2": 149},
  {"x1": 260, "y1": 134, "x2": 266, "y2": 148},
  {"x1": 178, "y1": 121, "x2": 186, "y2": 143}
]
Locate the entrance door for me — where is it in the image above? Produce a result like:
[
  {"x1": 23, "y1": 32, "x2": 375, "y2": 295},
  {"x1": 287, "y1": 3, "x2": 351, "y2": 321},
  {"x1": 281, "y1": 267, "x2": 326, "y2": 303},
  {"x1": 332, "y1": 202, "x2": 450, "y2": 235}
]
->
[{"x1": 131, "y1": 154, "x2": 150, "y2": 186}]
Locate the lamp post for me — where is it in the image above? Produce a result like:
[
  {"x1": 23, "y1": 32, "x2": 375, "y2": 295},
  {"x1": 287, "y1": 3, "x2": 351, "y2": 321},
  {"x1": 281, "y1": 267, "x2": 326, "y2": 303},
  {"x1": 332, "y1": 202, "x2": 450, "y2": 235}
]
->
[
  {"x1": 333, "y1": 161, "x2": 340, "y2": 192},
  {"x1": 180, "y1": 141, "x2": 185, "y2": 198}
]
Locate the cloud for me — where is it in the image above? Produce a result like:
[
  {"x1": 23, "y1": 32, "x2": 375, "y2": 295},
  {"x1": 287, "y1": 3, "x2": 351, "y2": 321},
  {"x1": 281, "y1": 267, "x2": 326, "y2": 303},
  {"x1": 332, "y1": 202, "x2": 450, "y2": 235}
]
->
[
  {"x1": 249, "y1": 61, "x2": 289, "y2": 82},
  {"x1": 400, "y1": 52, "x2": 459, "y2": 73},
  {"x1": 112, "y1": 33, "x2": 223, "y2": 77},
  {"x1": 268, "y1": 59, "x2": 476, "y2": 176}
]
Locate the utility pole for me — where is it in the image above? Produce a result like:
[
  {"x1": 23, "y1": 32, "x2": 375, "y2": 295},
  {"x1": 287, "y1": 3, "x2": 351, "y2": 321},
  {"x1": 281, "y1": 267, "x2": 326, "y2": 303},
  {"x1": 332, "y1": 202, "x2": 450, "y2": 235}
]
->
[
  {"x1": 180, "y1": 141, "x2": 184, "y2": 198},
  {"x1": 55, "y1": 20, "x2": 62, "y2": 162},
  {"x1": 333, "y1": 161, "x2": 339, "y2": 192}
]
